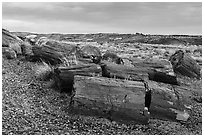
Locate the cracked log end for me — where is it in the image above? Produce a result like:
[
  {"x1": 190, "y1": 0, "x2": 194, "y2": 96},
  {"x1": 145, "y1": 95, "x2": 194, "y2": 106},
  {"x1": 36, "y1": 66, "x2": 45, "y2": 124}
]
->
[{"x1": 169, "y1": 50, "x2": 201, "y2": 79}]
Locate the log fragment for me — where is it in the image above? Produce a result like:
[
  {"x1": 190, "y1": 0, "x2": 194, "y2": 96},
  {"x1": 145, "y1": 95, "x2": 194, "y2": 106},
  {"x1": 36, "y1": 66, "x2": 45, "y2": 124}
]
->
[
  {"x1": 148, "y1": 70, "x2": 178, "y2": 85},
  {"x1": 53, "y1": 63, "x2": 102, "y2": 93},
  {"x1": 169, "y1": 50, "x2": 201, "y2": 79},
  {"x1": 32, "y1": 40, "x2": 78, "y2": 65},
  {"x1": 100, "y1": 61, "x2": 150, "y2": 81},
  {"x1": 131, "y1": 58, "x2": 175, "y2": 75},
  {"x1": 32, "y1": 46, "x2": 66, "y2": 65},
  {"x1": 100, "y1": 61, "x2": 178, "y2": 85}
]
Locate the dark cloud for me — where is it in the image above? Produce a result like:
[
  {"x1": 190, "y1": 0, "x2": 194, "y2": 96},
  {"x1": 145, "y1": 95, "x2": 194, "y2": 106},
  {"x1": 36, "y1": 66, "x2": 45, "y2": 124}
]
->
[{"x1": 2, "y1": 2, "x2": 202, "y2": 34}]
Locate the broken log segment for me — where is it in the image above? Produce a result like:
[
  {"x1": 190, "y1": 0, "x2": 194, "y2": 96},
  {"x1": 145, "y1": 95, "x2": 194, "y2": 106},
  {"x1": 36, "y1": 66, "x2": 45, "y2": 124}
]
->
[
  {"x1": 53, "y1": 63, "x2": 102, "y2": 93},
  {"x1": 169, "y1": 50, "x2": 201, "y2": 79},
  {"x1": 32, "y1": 40, "x2": 79, "y2": 65},
  {"x1": 73, "y1": 76, "x2": 189, "y2": 122},
  {"x1": 100, "y1": 61, "x2": 150, "y2": 81},
  {"x1": 131, "y1": 58, "x2": 175, "y2": 75},
  {"x1": 100, "y1": 61, "x2": 178, "y2": 85},
  {"x1": 74, "y1": 75, "x2": 147, "y2": 123},
  {"x1": 147, "y1": 80, "x2": 190, "y2": 121},
  {"x1": 32, "y1": 46, "x2": 66, "y2": 65},
  {"x1": 148, "y1": 70, "x2": 178, "y2": 85}
]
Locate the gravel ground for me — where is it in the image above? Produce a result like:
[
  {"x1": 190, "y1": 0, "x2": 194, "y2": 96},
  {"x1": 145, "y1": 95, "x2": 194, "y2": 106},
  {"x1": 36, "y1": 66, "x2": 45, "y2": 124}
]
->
[{"x1": 2, "y1": 57, "x2": 202, "y2": 135}]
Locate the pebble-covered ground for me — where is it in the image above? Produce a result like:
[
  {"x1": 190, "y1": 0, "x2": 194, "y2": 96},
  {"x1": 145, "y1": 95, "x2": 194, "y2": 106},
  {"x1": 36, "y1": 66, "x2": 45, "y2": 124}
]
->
[{"x1": 2, "y1": 57, "x2": 202, "y2": 135}]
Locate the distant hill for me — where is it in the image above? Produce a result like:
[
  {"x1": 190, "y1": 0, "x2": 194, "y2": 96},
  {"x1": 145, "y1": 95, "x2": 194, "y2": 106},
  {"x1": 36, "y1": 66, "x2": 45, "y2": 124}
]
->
[{"x1": 10, "y1": 30, "x2": 202, "y2": 46}]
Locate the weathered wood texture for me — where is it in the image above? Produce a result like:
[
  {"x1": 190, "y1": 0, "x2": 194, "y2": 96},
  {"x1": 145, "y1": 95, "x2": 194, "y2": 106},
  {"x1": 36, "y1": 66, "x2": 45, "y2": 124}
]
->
[
  {"x1": 100, "y1": 61, "x2": 150, "y2": 81},
  {"x1": 74, "y1": 75, "x2": 147, "y2": 123},
  {"x1": 73, "y1": 76, "x2": 189, "y2": 122},
  {"x1": 53, "y1": 64, "x2": 102, "y2": 92},
  {"x1": 131, "y1": 58, "x2": 174, "y2": 75},
  {"x1": 32, "y1": 40, "x2": 78, "y2": 65},
  {"x1": 32, "y1": 46, "x2": 66, "y2": 64},
  {"x1": 100, "y1": 61, "x2": 178, "y2": 85},
  {"x1": 169, "y1": 50, "x2": 201, "y2": 79}
]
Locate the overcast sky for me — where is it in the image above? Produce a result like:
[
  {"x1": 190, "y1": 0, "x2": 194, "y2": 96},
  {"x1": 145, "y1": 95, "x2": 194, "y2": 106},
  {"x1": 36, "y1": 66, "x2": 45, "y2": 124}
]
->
[{"x1": 2, "y1": 2, "x2": 202, "y2": 35}]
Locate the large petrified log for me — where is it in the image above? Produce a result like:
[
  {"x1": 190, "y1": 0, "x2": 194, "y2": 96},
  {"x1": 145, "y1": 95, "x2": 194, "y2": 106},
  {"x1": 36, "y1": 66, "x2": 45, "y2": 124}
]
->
[
  {"x1": 32, "y1": 40, "x2": 79, "y2": 65},
  {"x1": 73, "y1": 76, "x2": 189, "y2": 122},
  {"x1": 169, "y1": 50, "x2": 201, "y2": 79},
  {"x1": 53, "y1": 63, "x2": 102, "y2": 93},
  {"x1": 100, "y1": 61, "x2": 150, "y2": 81},
  {"x1": 32, "y1": 46, "x2": 67, "y2": 65},
  {"x1": 131, "y1": 58, "x2": 175, "y2": 75},
  {"x1": 100, "y1": 61, "x2": 178, "y2": 85},
  {"x1": 73, "y1": 75, "x2": 147, "y2": 123}
]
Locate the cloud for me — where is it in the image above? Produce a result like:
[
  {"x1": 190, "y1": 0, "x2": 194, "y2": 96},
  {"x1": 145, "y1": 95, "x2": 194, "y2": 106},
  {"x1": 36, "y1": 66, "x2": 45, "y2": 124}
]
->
[{"x1": 2, "y1": 2, "x2": 202, "y2": 34}]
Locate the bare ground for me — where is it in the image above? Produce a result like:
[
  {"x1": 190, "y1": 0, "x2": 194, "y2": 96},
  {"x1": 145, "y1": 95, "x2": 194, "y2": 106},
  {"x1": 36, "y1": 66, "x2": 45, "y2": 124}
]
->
[{"x1": 2, "y1": 57, "x2": 202, "y2": 135}]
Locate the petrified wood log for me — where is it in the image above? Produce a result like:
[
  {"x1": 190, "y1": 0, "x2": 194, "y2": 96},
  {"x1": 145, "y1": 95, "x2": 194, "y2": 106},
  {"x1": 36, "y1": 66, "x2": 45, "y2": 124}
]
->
[
  {"x1": 100, "y1": 61, "x2": 150, "y2": 81},
  {"x1": 32, "y1": 46, "x2": 66, "y2": 65},
  {"x1": 169, "y1": 50, "x2": 201, "y2": 79},
  {"x1": 131, "y1": 58, "x2": 174, "y2": 75},
  {"x1": 73, "y1": 75, "x2": 147, "y2": 123},
  {"x1": 100, "y1": 61, "x2": 178, "y2": 85},
  {"x1": 147, "y1": 80, "x2": 189, "y2": 121},
  {"x1": 53, "y1": 63, "x2": 102, "y2": 93},
  {"x1": 73, "y1": 76, "x2": 189, "y2": 122},
  {"x1": 148, "y1": 70, "x2": 178, "y2": 85},
  {"x1": 32, "y1": 40, "x2": 79, "y2": 65},
  {"x1": 80, "y1": 45, "x2": 102, "y2": 64}
]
